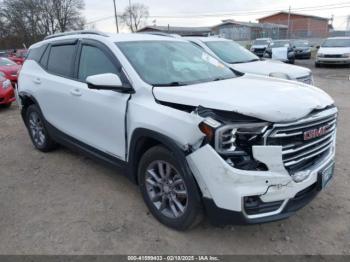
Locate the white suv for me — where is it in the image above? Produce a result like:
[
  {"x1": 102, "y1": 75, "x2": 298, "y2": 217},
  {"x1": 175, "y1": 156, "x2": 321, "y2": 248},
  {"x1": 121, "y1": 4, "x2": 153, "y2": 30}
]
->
[{"x1": 18, "y1": 31, "x2": 337, "y2": 230}]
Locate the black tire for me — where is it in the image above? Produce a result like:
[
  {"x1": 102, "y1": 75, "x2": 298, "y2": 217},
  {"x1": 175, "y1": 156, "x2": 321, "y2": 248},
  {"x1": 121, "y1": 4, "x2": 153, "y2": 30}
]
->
[
  {"x1": 315, "y1": 62, "x2": 321, "y2": 68},
  {"x1": 138, "y1": 145, "x2": 203, "y2": 230},
  {"x1": 25, "y1": 104, "x2": 57, "y2": 152}
]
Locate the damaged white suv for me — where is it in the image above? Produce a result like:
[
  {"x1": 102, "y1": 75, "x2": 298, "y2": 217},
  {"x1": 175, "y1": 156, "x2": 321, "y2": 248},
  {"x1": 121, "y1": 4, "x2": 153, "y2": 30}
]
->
[{"x1": 18, "y1": 31, "x2": 337, "y2": 230}]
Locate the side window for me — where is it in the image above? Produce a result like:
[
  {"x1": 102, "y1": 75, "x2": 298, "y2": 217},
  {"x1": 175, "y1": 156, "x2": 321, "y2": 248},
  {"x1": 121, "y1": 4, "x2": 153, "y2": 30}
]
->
[
  {"x1": 47, "y1": 44, "x2": 76, "y2": 77},
  {"x1": 78, "y1": 45, "x2": 118, "y2": 82}
]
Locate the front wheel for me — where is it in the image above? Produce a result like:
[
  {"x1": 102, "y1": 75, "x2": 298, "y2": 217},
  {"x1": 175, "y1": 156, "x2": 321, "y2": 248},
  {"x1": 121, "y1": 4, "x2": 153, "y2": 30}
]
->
[{"x1": 138, "y1": 146, "x2": 203, "y2": 230}]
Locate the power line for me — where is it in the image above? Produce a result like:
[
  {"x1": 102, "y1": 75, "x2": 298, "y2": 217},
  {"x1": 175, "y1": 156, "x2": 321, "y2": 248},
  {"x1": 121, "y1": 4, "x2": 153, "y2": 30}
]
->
[{"x1": 85, "y1": 2, "x2": 350, "y2": 24}]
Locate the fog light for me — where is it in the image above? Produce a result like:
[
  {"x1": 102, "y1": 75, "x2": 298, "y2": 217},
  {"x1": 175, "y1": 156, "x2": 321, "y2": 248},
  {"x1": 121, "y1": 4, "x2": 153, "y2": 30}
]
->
[{"x1": 292, "y1": 170, "x2": 311, "y2": 183}]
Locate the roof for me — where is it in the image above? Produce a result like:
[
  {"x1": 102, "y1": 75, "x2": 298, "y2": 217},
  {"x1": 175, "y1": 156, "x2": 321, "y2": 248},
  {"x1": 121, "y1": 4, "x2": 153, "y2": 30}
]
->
[
  {"x1": 138, "y1": 25, "x2": 212, "y2": 33},
  {"x1": 258, "y1": 11, "x2": 329, "y2": 21},
  {"x1": 31, "y1": 32, "x2": 185, "y2": 48},
  {"x1": 212, "y1": 19, "x2": 288, "y2": 29}
]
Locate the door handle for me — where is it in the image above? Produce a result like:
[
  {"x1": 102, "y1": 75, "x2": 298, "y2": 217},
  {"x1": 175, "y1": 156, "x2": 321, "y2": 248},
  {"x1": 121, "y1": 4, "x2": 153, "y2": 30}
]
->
[
  {"x1": 33, "y1": 78, "x2": 41, "y2": 85},
  {"x1": 70, "y1": 88, "x2": 82, "y2": 97}
]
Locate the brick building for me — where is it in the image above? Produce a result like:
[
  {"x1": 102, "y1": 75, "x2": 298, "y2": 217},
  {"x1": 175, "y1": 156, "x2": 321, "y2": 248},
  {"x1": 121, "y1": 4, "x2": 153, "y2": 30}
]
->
[{"x1": 258, "y1": 12, "x2": 330, "y2": 38}]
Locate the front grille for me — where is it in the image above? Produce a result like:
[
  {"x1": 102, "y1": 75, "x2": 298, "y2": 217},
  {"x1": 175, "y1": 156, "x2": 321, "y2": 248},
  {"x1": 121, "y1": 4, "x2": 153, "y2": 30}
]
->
[
  {"x1": 324, "y1": 54, "x2": 342, "y2": 58},
  {"x1": 296, "y1": 74, "x2": 312, "y2": 85},
  {"x1": 266, "y1": 107, "x2": 337, "y2": 171}
]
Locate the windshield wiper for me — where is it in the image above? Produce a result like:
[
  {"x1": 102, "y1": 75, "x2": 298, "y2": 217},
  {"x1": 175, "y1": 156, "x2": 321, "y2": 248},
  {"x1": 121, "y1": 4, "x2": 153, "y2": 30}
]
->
[
  {"x1": 153, "y1": 81, "x2": 188, "y2": 87},
  {"x1": 230, "y1": 59, "x2": 259, "y2": 64}
]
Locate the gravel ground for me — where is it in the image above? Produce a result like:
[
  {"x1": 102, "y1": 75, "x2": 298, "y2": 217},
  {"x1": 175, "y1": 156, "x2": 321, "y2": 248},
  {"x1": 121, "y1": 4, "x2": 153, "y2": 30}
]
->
[{"x1": 0, "y1": 59, "x2": 349, "y2": 255}]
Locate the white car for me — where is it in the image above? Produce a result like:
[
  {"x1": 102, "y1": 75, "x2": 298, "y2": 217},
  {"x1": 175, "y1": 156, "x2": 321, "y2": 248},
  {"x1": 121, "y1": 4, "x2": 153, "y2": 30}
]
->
[
  {"x1": 18, "y1": 31, "x2": 337, "y2": 230},
  {"x1": 316, "y1": 37, "x2": 350, "y2": 67},
  {"x1": 186, "y1": 37, "x2": 313, "y2": 85}
]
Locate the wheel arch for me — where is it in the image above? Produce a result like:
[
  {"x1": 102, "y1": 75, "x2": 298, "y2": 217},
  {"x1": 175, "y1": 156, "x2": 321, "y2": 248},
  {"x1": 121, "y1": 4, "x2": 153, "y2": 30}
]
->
[
  {"x1": 19, "y1": 92, "x2": 40, "y2": 123},
  {"x1": 127, "y1": 128, "x2": 191, "y2": 185}
]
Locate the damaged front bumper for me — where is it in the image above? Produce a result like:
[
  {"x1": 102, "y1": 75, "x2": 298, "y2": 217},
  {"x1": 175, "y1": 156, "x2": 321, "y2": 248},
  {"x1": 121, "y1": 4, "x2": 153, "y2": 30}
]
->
[{"x1": 186, "y1": 142, "x2": 336, "y2": 225}]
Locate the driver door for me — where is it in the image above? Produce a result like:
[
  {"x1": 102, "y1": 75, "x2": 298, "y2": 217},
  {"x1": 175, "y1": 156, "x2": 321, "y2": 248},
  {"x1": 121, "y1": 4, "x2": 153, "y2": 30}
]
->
[{"x1": 65, "y1": 40, "x2": 131, "y2": 160}]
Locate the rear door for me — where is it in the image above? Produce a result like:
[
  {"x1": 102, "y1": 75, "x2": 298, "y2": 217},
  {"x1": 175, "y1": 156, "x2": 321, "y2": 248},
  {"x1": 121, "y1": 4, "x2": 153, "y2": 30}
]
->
[{"x1": 35, "y1": 39, "x2": 81, "y2": 138}]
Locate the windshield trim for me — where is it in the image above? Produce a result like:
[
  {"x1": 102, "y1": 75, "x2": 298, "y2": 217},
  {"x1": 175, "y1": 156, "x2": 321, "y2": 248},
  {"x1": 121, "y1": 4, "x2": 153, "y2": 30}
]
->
[{"x1": 116, "y1": 40, "x2": 237, "y2": 87}]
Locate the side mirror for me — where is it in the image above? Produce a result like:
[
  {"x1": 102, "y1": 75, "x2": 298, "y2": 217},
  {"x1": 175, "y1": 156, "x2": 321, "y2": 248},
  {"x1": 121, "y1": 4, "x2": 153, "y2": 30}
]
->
[
  {"x1": 86, "y1": 73, "x2": 133, "y2": 93},
  {"x1": 316, "y1": 45, "x2": 320, "y2": 49}
]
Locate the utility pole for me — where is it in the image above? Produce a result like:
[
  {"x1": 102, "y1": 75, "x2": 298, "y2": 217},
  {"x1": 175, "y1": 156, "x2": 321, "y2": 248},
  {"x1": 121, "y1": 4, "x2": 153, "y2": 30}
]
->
[
  {"x1": 112, "y1": 0, "x2": 119, "y2": 33},
  {"x1": 287, "y1": 6, "x2": 291, "y2": 39},
  {"x1": 129, "y1": 0, "x2": 133, "y2": 32}
]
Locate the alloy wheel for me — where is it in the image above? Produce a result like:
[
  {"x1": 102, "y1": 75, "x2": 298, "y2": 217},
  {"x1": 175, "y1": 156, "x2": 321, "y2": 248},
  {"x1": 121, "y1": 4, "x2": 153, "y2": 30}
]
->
[
  {"x1": 145, "y1": 160, "x2": 188, "y2": 219},
  {"x1": 28, "y1": 111, "x2": 46, "y2": 147}
]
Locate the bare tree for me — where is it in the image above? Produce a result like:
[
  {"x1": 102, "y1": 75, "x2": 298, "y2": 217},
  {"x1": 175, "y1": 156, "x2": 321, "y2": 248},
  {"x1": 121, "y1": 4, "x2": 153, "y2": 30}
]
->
[
  {"x1": 120, "y1": 3, "x2": 149, "y2": 32},
  {"x1": 0, "y1": 0, "x2": 85, "y2": 49}
]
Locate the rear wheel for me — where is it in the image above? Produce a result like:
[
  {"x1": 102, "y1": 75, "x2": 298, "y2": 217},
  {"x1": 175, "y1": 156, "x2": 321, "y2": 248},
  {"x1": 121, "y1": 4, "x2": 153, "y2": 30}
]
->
[
  {"x1": 25, "y1": 104, "x2": 57, "y2": 152},
  {"x1": 138, "y1": 146, "x2": 203, "y2": 230}
]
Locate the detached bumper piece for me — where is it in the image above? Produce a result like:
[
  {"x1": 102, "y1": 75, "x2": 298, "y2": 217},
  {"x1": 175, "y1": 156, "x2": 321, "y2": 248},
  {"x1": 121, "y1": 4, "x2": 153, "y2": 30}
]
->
[{"x1": 204, "y1": 182, "x2": 319, "y2": 226}]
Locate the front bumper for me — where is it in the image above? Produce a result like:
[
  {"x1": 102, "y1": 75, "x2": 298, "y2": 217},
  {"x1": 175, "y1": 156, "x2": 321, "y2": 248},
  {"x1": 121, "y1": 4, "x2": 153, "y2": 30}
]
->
[
  {"x1": 0, "y1": 87, "x2": 16, "y2": 105},
  {"x1": 316, "y1": 57, "x2": 350, "y2": 64},
  {"x1": 187, "y1": 141, "x2": 335, "y2": 225}
]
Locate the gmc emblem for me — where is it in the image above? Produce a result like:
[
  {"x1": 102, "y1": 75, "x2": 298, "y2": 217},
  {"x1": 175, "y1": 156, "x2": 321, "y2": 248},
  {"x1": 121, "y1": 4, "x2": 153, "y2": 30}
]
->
[{"x1": 304, "y1": 126, "x2": 327, "y2": 141}]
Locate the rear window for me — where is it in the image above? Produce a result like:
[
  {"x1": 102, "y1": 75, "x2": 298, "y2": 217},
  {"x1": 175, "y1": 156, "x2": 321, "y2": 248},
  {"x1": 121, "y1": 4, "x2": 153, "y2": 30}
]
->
[
  {"x1": 27, "y1": 45, "x2": 46, "y2": 62},
  {"x1": 47, "y1": 44, "x2": 76, "y2": 77}
]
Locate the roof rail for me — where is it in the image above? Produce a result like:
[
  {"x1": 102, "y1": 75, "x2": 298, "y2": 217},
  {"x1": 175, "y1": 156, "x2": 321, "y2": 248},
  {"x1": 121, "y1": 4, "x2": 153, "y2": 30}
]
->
[{"x1": 44, "y1": 30, "x2": 109, "y2": 40}]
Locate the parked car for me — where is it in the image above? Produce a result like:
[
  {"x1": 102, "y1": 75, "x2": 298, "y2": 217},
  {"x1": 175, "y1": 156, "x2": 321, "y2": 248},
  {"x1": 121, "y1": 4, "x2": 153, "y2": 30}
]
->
[
  {"x1": 293, "y1": 40, "x2": 312, "y2": 59},
  {"x1": 18, "y1": 31, "x2": 337, "y2": 230},
  {"x1": 0, "y1": 72, "x2": 15, "y2": 108},
  {"x1": 186, "y1": 37, "x2": 313, "y2": 85},
  {"x1": 0, "y1": 57, "x2": 21, "y2": 86},
  {"x1": 315, "y1": 37, "x2": 350, "y2": 67},
  {"x1": 250, "y1": 38, "x2": 272, "y2": 57},
  {"x1": 8, "y1": 49, "x2": 28, "y2": 65},
  {"x1": 264, "y1": 40, "x2": 295, "y2": 64}
]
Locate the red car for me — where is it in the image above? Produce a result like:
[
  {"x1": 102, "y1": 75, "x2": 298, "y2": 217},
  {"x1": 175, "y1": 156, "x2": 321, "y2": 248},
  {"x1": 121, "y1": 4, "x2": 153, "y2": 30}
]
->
[
  {"x1": 8, "y1": 49, "x2": 28, "y2": 65},
  {"x1": 0, "y1": 57, "x2": 21, "y2": 86},
  {"x1": 0, "y1": 72, "x2": 15, "y2": 108}
]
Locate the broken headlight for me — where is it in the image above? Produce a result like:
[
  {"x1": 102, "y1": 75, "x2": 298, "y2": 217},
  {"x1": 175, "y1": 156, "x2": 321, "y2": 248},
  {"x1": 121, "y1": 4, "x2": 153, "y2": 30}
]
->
[
  {"x1": 215, "y1": 123, "x2": 268, "y2": 155},
  {"x1": 196, "y1": 107, "x2": 270, "y2": 170}
]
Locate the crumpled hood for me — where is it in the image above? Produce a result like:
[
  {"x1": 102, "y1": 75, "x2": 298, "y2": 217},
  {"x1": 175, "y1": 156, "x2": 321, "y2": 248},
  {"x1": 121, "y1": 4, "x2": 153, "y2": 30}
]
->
[
  {"x1": 153, "y1": 74, "x2": 334, "y2": 123},
  {"x1": 231, "y1": 60, "x2": 311, "y2": 79}
]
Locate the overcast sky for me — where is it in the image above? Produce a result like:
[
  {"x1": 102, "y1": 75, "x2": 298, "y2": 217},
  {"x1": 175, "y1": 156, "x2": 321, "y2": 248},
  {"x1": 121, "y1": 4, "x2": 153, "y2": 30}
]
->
[{"x1": 84, "y1": 0, "x2": 350, "y2": 32}]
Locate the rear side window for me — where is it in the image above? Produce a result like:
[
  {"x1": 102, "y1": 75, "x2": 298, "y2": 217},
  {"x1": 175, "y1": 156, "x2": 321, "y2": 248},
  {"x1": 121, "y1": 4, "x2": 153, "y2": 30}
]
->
[
  {"x1": 47, "y1": 44, "x2": 76, "y2": 77},
  {"x1": 78, "y1": 45, "x2": 118, "y2": 81},
  {"x1": 27, "y1": 45, "x2": 47, "y2": 62}
]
